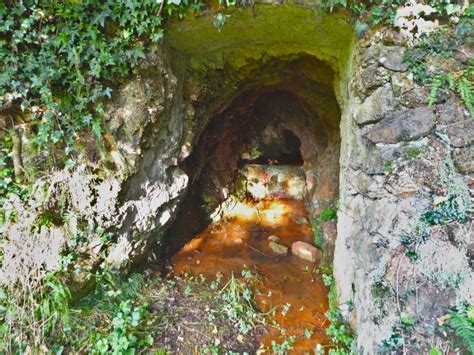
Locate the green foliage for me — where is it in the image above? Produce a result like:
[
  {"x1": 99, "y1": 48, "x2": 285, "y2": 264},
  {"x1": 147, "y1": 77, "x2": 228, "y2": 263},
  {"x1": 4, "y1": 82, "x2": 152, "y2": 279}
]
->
[
  {"x1": 92, "y1": 300, "x2": 153, "y2": 354},
  {"x1": 405, "y1": 147, "x2": 421, "y2": 160},
  {"x1": 311, "y1": 204, "x2": 338, "y2": 250},
  {"x1": 448, "y1": 305, "x2": 474, "y2": 354},
  {"x1": 401, "y1": 155, "x2": 472, "y2": 259},
  {"x1": 0, "y1": 273, "x2": 71, "y2": 353},
  {"x1": 271, "y1": 335, "x2": 297, "y2": 354},
  {"x1": 429, "y1": 347, "x2": 442, "y2": 355},
  {"x1": 320, "y1": 208, "x2": 337, "y2": 222},
  {"x1": 0, "y1": 0, "x2": 201, "y2": 153},
  {"x1": 311, "y1": 217, "x2": 325, "y2": 249},
  {"x1": 421, "y1": 197, "x2": 468, "y2": 225},
  {"x1": 381, "y1": 315, "x2": 416, "y2": 352},
  {"x1": 383, "y1": 160, "x2": 394, "y2": 175},
  {"x1": 320, "y1": 265, "x2": 355, "y2": 354},
  {"x1": 68, "y1": 273, "x2": 157, "y2": 353},
  {"x1": 321, "y1": 0, "x2": 410, "y2": 26},
  {"x1": 401, "y1": 9, "x2": 474, "y2": 116},
  {"x1": 219, "y1": 269, "x2": 264, "y2": 335},
  {"x1": 429, "y1": 63, "x2": 474, "y2": 116},
  {"x1": 0, "y1": 135, "x2": 29, "y2": 198}
]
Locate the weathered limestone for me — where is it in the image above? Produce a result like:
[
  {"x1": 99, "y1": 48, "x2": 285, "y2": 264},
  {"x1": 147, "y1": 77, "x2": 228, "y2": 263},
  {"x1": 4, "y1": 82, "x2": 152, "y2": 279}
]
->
[{"x1": 365, "y1": 107, "x2": 435, "y2": 144}]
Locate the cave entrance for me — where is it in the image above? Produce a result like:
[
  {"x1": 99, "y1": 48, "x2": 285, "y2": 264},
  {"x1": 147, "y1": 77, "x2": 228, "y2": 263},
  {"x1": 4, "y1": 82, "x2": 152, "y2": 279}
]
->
[
  {"x1": 159, "y1": 6, "x2": 352, "y2": 350},
  {"x1": 163, "y1": 60, "x2": 341, "y2": 349}
]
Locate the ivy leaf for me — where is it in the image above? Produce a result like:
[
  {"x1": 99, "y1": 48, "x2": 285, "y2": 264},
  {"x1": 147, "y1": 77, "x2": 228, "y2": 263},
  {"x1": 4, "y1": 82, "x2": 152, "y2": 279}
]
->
[
  {"x1": 445, "y1": 4, "x2": 462, "y2": 16},
  {"x1": 103, "y1": 87, "x2": 113, "y2": 99},
  {"x1": 91, "y1": 119, "x2": 101, "y2": 139}
]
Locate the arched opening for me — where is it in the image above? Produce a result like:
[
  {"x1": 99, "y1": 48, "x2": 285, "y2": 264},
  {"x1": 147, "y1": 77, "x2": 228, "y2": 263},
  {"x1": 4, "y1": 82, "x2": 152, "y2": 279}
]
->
[
  {"x1": 158, "y1": 49, "x2": 342, "y2": 349},
  {"x1": 140, "y1": 6, "x2": 355, "y2": 350}
]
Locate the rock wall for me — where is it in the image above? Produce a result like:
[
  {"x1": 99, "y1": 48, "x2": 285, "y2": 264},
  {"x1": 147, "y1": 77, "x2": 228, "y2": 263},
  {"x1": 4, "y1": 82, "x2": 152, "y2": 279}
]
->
[{"x1": 335, "y1": 29, "x2": 473, "y2": 353}]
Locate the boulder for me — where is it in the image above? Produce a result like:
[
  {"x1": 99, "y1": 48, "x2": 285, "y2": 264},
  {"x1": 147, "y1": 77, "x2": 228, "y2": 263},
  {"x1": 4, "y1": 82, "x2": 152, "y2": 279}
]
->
[
  {"x1": 291, "y1": 241, "x2": 320, "y2": 263},
  {"x1": 365, "y1": 107, "x2": 435, "y2": 144}
]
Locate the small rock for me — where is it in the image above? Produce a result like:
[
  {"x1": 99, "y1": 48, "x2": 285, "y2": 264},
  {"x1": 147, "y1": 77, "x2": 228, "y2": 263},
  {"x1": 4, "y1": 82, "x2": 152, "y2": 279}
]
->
[
  {"x1": 269, "y1": 241, "x2": 288, "y2": 255},
  {"x1": 453, "y1": 146, "x2": 474, "y2": 174},
  {"x1": 354, "y1": 84, "x2": 394, "y2": 125},
  {"x1": 295, "y1": 217, "x2": 309, "y2": 225},
  {"x1": 425, "y1": 54, "x2": 462, "y2": 76},
  {"x1": 379, "y1": 46, "x2": 408, "y2": 72},
  {"x1": 268, "y1": 235, "x2": 280, "y2": 242},
  {"x1": 365, "y1": 107, "x2": 435, "y2": 144},
  {"x1": 391, "y1": 72, "x2": 413, "y2": 94},
  {"x1": 291, "y1": 241, "x2": 320, "y2": 263},
  {"x1": 433, "y1": 195, "x2": 449, "y2": 206},
  {"x1": 437, "y1": 96, "x2": 466, "y2": 124},
  {"x1": 356, "y1": 65, "x2": 386, "y2": 93},
  {"x1": 241, "y1": 152, "x2": 251, "y2": 160},
  {"x1": 438, "y1": 120, "x2": 474, "y2": 148},
  {"x1": 397, "y1": 83, "x2": 429, "y2": 108}
]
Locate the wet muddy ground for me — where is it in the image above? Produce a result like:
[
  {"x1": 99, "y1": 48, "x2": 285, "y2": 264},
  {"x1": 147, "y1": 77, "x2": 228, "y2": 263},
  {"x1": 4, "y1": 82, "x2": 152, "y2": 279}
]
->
[{"x1": 170, "y1": 198, "x2": 330, "y2": 352}]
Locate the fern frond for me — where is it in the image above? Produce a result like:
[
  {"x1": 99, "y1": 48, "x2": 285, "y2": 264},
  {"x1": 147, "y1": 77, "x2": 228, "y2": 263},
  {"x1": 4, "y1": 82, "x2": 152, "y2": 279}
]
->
[
  {"x1": 429, "y1": 75, "x2": 445, "y2": 106},
  {"x1": 449, "y1": 307, "x2": 474, "y2": 354},
  {"x1": 458, "y1": 76, "x2": 474, "y2": 117}
]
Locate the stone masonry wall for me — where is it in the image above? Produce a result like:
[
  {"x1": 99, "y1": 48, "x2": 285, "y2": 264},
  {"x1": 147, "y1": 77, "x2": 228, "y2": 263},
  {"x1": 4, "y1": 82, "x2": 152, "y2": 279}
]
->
[{"x1": 335, "y1": 28, "x2": 473, "y2": 353}]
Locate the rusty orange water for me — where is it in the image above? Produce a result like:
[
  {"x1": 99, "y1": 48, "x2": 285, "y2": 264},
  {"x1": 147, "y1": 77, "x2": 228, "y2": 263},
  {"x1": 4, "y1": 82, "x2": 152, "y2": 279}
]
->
[{"x1": 170, "y1": 198, "x2": 330, "y2": 352}]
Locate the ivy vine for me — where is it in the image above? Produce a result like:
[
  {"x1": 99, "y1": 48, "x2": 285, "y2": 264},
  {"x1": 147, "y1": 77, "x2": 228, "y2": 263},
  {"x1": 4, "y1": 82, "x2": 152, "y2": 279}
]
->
[{"x1": 0, "y1": 0, "x2": 202, "y2": 153}]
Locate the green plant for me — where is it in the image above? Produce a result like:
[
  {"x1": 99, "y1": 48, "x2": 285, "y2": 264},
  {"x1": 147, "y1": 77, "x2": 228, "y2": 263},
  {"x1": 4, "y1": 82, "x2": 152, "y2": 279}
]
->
[
  {"x1": 383, "y1": 160, "x2": 394, "y2": 175},
  {"x1": 92, "y1": 300, "x2": 154, "y2": 354},
  {"x1": 320, "y1": 265, "x2": 355, "y2": 354},
  {"x1": 405, "y1": 147, "x2": 421, "y2": 160},
  {"x1": 219, "y1": 270, "x2": 264, "y2": 335},
  {"x1": 271, "y1": 335, "x2": 297, "y2": 354},
  {"x1": 448, "y1": 305, "x2": 474, "y2": 353},
  {"x1": 421, "y1": 198, "x2": 468, "y2": 225},
  {"x1": 311, "y1": 217, "x2": 325, "y2": 249},
  {"x1": 0, "y1": 273, "x2": 71, "y2": 353},
  {"x1": 320, "y1": 208, "x2": 337, "y2": 222},
  {"x1": 382, "y1": 316, "x2": 416, "y2": 352},
  {"x1": 429, "y1": 64, "x2": 474, "y2": 116},
  {"x1": 0, "y1": 0, "x2": 202, "y2": 157}
]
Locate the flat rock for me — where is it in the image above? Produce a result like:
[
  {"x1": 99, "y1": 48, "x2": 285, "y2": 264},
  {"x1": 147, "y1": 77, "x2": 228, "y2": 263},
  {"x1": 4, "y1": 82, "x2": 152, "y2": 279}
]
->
[
  {"x1": 269, "y1": 241, "x2": 288, "y2": 255},
  {"x1": 391, "y1": 72, "x2": 413, "y2": 94},
  {"x1": 365, "y1": 107, "x2": 435, "y2": 144},
  {"x1": 291, "y1": 241, "x2": 320, "y2": 263},
  {"x1": 356, "y1": 65, "x2": 386, "y2": 94}
]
